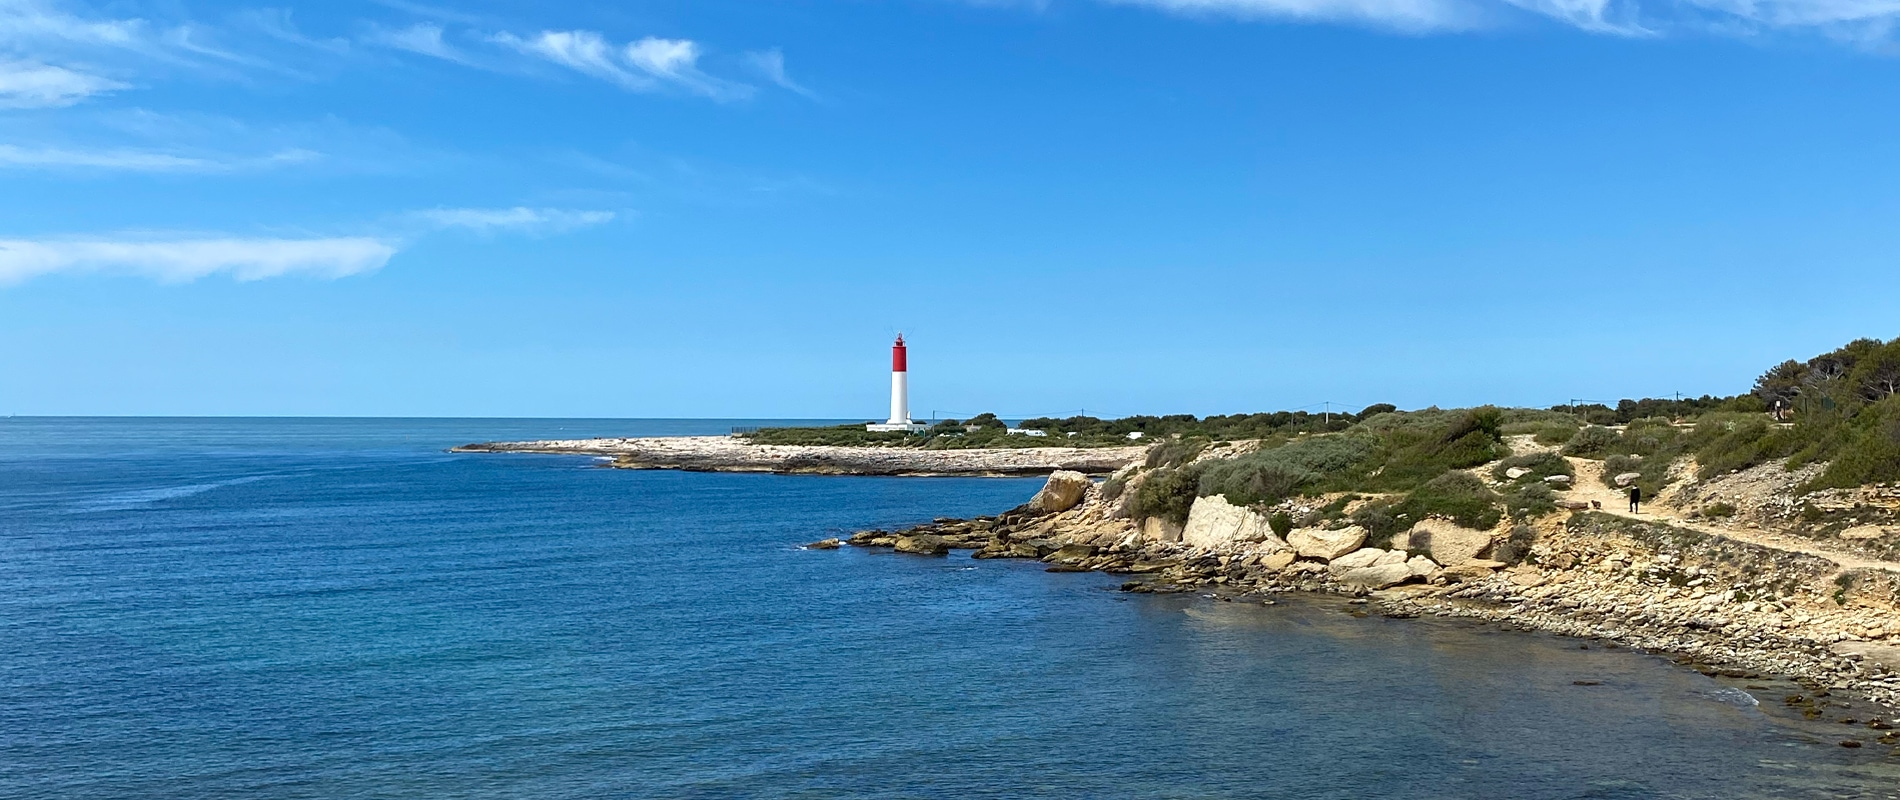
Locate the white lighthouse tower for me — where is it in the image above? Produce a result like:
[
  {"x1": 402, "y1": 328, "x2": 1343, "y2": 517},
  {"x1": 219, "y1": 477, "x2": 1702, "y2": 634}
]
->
[{"x1": 867, "y1": 334, "x2": 928, "y2": 433}]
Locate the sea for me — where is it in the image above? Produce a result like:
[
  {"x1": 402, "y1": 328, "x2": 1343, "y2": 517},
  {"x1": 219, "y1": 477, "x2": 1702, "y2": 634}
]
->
[{"x1": 2, "y1": 417, "x2": 1898, "y2": 799}]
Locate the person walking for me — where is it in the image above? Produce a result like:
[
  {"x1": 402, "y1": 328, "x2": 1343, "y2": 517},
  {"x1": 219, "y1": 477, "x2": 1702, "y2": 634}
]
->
[{"x1": 1628, "y1": 486, "x2": 1642, "y2": 514}]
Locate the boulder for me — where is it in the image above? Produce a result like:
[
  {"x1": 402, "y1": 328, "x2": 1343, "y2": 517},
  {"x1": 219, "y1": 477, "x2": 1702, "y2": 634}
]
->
[
  {"x1": 1259, "y1": 551, "x2": 1297, "y2": 572},
  {"x1": 1043, "y1": 543, "x2": 1098, "y2": 565},
  {"x1": 1141, "y1": 516, "x2": 1184, "y2": 543},
  {"x1": 1288, "y1": 526, "x2": 1367, "y2": 561},
  {"x1": 806, "y1": 538, "x2": 842, "y2": 550},
  {"x1": 1029, "y1": 470, "x2": 1093, "y2": 514},
  {"x1": 1505, "y1": 466, "x2": 1533, "y2": 480},
  {"x1": 1339, "y1": 563, "x2": 1416, "y2": 590},
  {"x1": 893, "y1": 534, "x2": 950, "y2": 556},
  {"x1": 1405, "y1": 555, "x2": 1439, "y2": 577},
  {"x1": 1373, "y1": 550, "x2": 1408, "y2": 567},
  {"x1": 1613, "y1": 472, "x2": 1643, "y2": 488},
  {"x1": 1408, "y1": 519, "x2": 1493, "y2": 568},
  {"x1": 1181, "y1": 494, "x2": 1287, "y2": 551},
  {"x1": 1544, "y1": 475, "x2": 1572, "y2": 486},
  {"x1": 1329, "y1": 547, "x2": 1388, "y2": 573},
  {"x1": 1557, "y1": 499, "x2": 1592, "y2": 511}
]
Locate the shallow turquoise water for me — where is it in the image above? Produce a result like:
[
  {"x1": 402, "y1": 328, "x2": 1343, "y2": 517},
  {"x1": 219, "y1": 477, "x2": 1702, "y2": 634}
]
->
[{"x1": 2, "y1": 418, "x2": 1897, "y2": 798}]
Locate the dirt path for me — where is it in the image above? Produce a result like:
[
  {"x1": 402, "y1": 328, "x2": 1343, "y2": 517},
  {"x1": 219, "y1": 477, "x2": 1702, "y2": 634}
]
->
[{"x1": 1564, "y1": 457, "x2": 1900, "y2": 576}]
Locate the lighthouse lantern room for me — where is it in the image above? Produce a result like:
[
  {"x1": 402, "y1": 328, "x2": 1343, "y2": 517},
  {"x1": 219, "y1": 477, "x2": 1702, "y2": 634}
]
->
[{"x1": 866, "y1": 334, "x2": 929, "y2": 433}]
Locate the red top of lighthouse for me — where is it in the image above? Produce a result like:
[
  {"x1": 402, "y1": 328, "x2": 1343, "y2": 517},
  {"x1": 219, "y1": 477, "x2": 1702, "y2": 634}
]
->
[{"x1": 892, "y1": 334, "x2": 907, "y2": 372}]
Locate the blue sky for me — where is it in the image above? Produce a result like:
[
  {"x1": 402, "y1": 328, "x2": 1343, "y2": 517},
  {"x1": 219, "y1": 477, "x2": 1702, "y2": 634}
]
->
[{"x1": 2, "y1": 0, "x2": 1898, "y2": 418}]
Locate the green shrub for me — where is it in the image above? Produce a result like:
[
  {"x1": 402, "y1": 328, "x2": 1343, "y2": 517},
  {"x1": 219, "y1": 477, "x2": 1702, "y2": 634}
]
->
[
  {"x1": 1396, "y1": 471, "x2": 1503, "y2": 533},
  {"x1": 1806, "y1": 396, "x2": 1900, "y2": 490},
  {"x1": 1268, "y1": 511, "x2": 1293, "y2": 537},
  {"x1": 1534, "y1": 423, "x2": 1580, "y2": 446},
  {"x1": 1145, "y1": 440, "x2": 1206, "y2": 470},
  {"x1": 1102, "y1": 472, "x2": 1129, "y2": 500},
  {"x1": 1128, "y1": 465, "x2": 1203, "y2": 525},
  {"x1": 1602, "y1": 454, "x2": 1672, "y2": 499},
  {"x1": 1701, "y1": 501, "x2": 1736, "y2": 518},
  {"x1": 1491, "y1": 452, "x2": 1573, "y2": 483},
  {"x1": 1615, "y1": 418, "x2": 1682, "y2": 456},
  {"x1": 1505, "y1": 482, "x2": 1558, "y2": 519},
  {"x1": 1687, "y1": 414, "x2": 1784, "y2": 478},
  {"x1": 1195, "y1": 434, "x2": 1379, "y2": 507},
  {"x1": 1563, "y1": 426, "x2": 1620, "y2": 457}
]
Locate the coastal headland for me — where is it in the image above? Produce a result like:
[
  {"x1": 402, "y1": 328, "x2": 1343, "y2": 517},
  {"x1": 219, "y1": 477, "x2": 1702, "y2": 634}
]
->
[
  {"x1": 451, "y1": 435, "x2": 1146, "y2": 476},
  {"x1": 838, "y1": 445, "x2": 1900, "y2": 728}
]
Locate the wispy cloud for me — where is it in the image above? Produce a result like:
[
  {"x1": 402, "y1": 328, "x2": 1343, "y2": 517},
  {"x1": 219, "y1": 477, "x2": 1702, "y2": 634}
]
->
[
  {"x1": 1101, "y1": 0, "x2": 1480, "y2": 30},
  {"x1": 487, "y1": 29, "x2": 754, "y2": 99},
  {"x1": 362, "y1": 21, "x2": 469, "y2": 63},
  {"x1": 0, "y1": 143, "x2": 318, "y2": 171},
  {"x1": 0, "y1": 236, "x2": 396, "y2": 285},
  {"x1": 1064, "y1": 0, "x2": 1900, "y2": 40},
  {"x1": 412, "y1": 206, "x2": 617, "y2": 234},
  {"x1": 744, "y1": 49, "x2": 815, "y2": 99},
  {"x1": 0, "y1": 59, "x2": 124, "y2": 107}
]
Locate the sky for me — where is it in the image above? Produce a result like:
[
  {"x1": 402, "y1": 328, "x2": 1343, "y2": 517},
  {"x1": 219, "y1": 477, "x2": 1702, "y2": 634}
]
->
[{"x1": 1, "y1": 0, "x2": 1898, "y2": 418}]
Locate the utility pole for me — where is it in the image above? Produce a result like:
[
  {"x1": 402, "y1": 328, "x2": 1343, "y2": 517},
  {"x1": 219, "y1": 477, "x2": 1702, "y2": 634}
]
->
[{"x1": 1324, "y1": 401, "x2": 1331, "y2": 426}]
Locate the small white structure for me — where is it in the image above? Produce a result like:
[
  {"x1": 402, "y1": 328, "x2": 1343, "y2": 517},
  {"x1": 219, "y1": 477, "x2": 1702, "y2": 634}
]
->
[
  {"x1": 867, "y1": 334, "x2": 929, "y2": 433},
  {"x1": 1006, "y1": 428, "x2": 1047, "y2": 437},
  {"x1": 1127, "y1": 431, "x2": 1145, "y2": 440}
]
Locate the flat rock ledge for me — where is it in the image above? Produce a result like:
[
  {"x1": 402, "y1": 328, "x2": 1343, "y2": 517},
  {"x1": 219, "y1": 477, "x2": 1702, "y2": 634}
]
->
[{"x1": 452, "y1": 436, "x2": 1146, "y2": 476}]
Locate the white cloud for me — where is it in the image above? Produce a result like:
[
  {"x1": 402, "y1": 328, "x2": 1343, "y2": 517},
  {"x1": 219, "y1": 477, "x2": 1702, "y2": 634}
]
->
[
  {"x1": 0, "y1": 59, "x2": 124, "y2": 107},
  {"x1": 490, "y1": 29, "x2": 655, "y2": 90},
  {"x1": 0, "y1": 143, "x2": 319, "y2": 171},
  {"x1": 0, "y1": 236, "x2": 395, "y2": 285},
  {"x1": 0, "y1": 0, "x2": 147, "y2": 49},
  {"x1": 489, "y1": 29, "x2": 752, "y2": 98},
  {"x1": 744, "y1": 48, "x2": 815, "y2": 98},
  {"x1": 413, "y1": 206, "x2": 616, "y2": 233},
  {"x1": 363, "y1": 21, "x2": 470, "y2": 63}
]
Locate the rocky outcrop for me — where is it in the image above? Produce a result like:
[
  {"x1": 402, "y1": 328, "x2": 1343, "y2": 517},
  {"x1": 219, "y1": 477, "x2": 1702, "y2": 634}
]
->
[
  {"x1": 1029, "y1": 471, "x2": 1093, "y2": 514},
  {"x1": 455, "y1": 436, "x2": 1146, "y2": 476},
  {"x1": 830, "y1": 455, "x2": 1900, "y2": 717},
  {"x1": 1181, "y1": 495, "x2": 1286, "y2": 551},
  {"x1": 893, "y1": 534, "x2": 950, "y2": 555},
  {"x1": 1288, "y1": 526, "x2": 1367, "y2": 560}
]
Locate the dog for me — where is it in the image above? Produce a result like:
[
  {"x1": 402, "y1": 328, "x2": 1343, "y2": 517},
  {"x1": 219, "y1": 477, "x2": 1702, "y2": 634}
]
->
[{"x1": 1590, "y1": 500, "x2": 1602, "y2": 510}]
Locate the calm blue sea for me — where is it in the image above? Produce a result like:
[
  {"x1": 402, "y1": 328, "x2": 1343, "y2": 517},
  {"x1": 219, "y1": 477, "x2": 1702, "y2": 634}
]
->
[{"x1": 2, "y1": 418, "x2": 1897, "y2": 799}]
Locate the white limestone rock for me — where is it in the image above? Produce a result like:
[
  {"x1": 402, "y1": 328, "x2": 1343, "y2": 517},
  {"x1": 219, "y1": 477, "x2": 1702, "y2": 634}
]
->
[
  {"x1": 1029, "y1": 470, "x2": 1093, "y2": 514},
  {"x1": 1339, "y1": 563, "x2": 1416, "y2": 590},
  {"x1": 1181, "y1": 494, "x2": 1287, "y2": 551},
  {"x1": 1408, "y1": 519, "x2": 1494, "y2": 568},
  {"x1": 1288, "y1": 526, "x2": 1367, "y2": 561}
]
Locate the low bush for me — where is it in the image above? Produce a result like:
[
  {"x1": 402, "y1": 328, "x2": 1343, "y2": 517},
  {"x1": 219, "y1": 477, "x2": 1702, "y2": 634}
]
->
[
  {"x1": 1563, "y1": 426, "x2": 1620, "y2": 457},
  {"x1": 1268, "y1": 511, "x2": 1294, "y2": 537},
  {"x1": 1534, "y1": 423, "x2": 1580, "y2": 446},
  {"x1": 1398, "y1": 471, "x2": 1504, "y2": 532},
  {"x1": 1196, "y1": 433, "x2": 1379, "y2": 507},
  {"x1": 1491, "y1": 452, "x2": 1573, "y2": 483},
  {"x1": 1505, "y1": 481, "x2": 1558, "y2": 519},
  {"x1": 1128, "y1": 465, "x2": 1203, "y2": 525},
  {"x1": 1145, "y1": 440, "x2": 1206, "y2": 470},
  {"x1": 1701, "y1": 501, "x2": 1737, "y2": 518}
]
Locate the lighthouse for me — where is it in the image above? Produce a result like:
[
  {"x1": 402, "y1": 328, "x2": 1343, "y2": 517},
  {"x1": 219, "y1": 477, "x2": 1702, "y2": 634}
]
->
[{"x1": 866, "y1": 334, "x2": 928, "y2": 433}]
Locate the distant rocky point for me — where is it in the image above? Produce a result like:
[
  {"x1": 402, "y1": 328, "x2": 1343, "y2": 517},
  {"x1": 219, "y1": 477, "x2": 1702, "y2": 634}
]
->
[{"x1": 452, "y1": 435, "x2": 1146, "y2": 476}]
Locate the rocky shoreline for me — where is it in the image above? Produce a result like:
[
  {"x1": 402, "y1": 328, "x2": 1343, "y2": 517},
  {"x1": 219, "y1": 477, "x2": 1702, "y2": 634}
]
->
[
  {"x1": 452, "y1": 436, "x2": 1145, "y2": 476},
  {"x1": 834, "y1": 469, "x2": 1900, "y2": 742}
]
